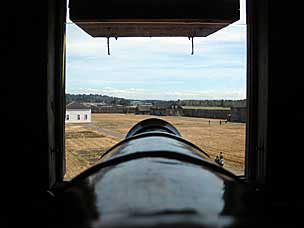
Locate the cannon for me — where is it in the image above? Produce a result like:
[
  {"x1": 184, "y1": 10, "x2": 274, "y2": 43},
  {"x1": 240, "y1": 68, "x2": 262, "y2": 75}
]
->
[{"x1": 47, "y1": 118, "x2": 266, "y2": 228}]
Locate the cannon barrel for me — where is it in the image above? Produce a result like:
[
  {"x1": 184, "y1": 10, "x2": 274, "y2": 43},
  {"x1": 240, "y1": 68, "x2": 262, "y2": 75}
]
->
[
  {"x1": 53, "y1": 118, "x2": 265, "y2": 228},
  {"x1": 93, "y1": 118, "x2": 211, "y2": 164},
  {"x1": 125, "y1": 118, "x2": 181, "y2": 138}
]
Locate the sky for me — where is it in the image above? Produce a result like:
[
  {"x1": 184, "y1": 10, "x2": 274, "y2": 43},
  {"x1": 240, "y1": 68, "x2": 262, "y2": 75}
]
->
[{"x1": 66, "y1": 0, "x2": 246, "y2": 100}]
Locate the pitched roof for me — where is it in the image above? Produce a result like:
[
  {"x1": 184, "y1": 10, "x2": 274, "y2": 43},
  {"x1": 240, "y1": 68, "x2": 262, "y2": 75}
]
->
[{"x1": 66, "y1": 102, "x2": 90, "y2": 110}]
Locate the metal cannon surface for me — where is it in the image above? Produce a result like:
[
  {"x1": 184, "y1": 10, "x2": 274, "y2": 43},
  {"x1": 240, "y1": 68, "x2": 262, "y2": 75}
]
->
[{"x1": 52, "y1": 118, "x2": 265, "y2": 228}]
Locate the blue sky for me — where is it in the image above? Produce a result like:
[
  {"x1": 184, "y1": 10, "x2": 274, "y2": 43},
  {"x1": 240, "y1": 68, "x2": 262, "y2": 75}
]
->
[{"x1": 66, "y1": 0, "x2": 246, "y2": 100}]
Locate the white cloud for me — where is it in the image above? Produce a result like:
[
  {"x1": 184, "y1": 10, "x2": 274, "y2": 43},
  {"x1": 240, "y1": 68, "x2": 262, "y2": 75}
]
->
[{"x1": 161, "y1": 89, "x2": 246, "y2": 100}]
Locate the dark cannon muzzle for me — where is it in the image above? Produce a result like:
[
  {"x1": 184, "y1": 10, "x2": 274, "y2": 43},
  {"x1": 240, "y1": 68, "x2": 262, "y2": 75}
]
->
[{"x1": 125, "y1": 118, "x2": 181, "y2": 138}]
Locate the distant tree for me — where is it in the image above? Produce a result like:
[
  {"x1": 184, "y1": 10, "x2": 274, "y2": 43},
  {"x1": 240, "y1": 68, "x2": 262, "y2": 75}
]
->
[{"x1": 65, "y1": 94, "x2": 245, "y2": 108}]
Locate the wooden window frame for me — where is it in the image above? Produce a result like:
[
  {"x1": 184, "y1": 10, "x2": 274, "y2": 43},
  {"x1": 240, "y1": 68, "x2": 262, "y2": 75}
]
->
[
  {"x1": 50, "y1": 0, "x2": 269, "y2": 185},
  {"x1": 245, "y1": 0, "x2": 269, "y2": 184}
]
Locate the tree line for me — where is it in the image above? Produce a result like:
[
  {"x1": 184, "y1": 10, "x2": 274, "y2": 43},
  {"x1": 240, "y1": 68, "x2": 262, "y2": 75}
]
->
[
  {"x1": 66, "y1": 94, "x2": 131, "y2": 106},
  {"x1": 66, "y1": 94, "x2": 246, "y2": 107}
]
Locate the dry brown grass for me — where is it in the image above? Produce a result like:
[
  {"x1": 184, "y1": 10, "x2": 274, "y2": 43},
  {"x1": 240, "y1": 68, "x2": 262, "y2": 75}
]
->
[{"x1": 65, "y1": 113, "x2": 245, "y2": 179}]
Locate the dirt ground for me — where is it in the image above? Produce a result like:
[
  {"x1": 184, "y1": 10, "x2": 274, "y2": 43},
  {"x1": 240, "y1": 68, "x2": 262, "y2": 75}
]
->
[{"x1": 65, "y1": 113, "x2": 246, "y2": 179}]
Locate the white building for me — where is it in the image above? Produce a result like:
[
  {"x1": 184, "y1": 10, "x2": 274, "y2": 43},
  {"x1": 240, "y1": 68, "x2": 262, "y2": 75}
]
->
[{"x1": 65, "y1": 102, "x2": 91, "y2": 123}]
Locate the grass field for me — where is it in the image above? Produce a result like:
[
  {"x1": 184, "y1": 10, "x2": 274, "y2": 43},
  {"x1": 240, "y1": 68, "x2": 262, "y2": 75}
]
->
[{"x1": 65, "y1": 113, "x2": 246, "y2": 179}]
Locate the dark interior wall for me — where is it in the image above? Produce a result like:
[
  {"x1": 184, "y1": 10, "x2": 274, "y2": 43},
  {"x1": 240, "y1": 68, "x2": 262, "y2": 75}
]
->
[
  {"x1": 246, "y1": 0, "x2": 304, "y2": 210},
  {"x1": 267, "y1": 2, "x2": 303, "y2": 202},
  {"x1": 245, "y1": 1, "x2": 304, "y2": 211},
  {"x1": 10, "y1": 1, "x2": 66, "y2": 192},
  {"x1": 11, "y1": 2, "x2": 50, "y2": 191}
]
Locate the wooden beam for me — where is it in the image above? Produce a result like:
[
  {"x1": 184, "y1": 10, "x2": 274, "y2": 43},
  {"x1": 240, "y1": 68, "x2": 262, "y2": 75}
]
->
[
  {"x1": 76, "y1": 21, "x2": 231, "y2": 37},
  {"x1": 69, "y1": 0, "x2": 239, "y2": 37}
]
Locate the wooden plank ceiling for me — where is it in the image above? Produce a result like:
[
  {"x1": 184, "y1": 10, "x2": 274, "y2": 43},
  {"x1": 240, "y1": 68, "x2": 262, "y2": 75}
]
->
[{"x1": 69, "y1": 0, "x2": 240, "y2": 37}]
